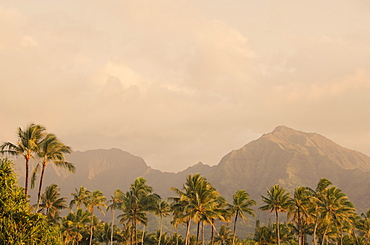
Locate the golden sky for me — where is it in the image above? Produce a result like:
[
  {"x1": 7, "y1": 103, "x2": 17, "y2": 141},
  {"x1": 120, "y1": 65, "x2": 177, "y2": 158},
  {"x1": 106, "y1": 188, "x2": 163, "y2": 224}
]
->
[{"x1": 1, "y1": 0, "x2": 370, "y2": 172}]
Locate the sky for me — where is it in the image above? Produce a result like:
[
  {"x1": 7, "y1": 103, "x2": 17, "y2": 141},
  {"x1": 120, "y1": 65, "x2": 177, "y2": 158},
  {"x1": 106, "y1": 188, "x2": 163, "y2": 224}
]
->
[{"x1": 1, "y1": 0, "x2": 370, "y2": 172}]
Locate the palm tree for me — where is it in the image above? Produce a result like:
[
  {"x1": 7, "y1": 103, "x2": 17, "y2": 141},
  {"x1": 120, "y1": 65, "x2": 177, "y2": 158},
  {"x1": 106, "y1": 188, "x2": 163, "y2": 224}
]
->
[
  {"x1": 0, "y1": 124, "x2": 45, "y2": 196},
  {"x1": 154, "y1": 200, "x2": 171, "y2": 245},
  {"x1": 260, "y1": 185, "x2": 291, "y2": 245},
  {"x1": 170, "y1": 174, "x2": 223, "y2": 245},
  {"x1": 87, "y1": 190, "x2": 107, "y2": 245},
  {"x1": 38, "y1": 183, "x2": 68, "y2": 223},
  {"x1": 32, "y1": 133, "x2": 75, "y2": 211},
  {"x1": 61, "y1": 208, "x2": 91, "y2": 244},
  {"x1": 107, "y1": 189, "x2": 124, "y2": 245},
  {"x1": 70, "y1": 186, "x2": 91, "y2": 211},
  {"x1": 170, "y1": 193, "x2": 192, "y2": 245},
  {"x1": 170, "y1": 197, "x2": 188, "y2": 245},
  {"x1": 253, "y1": 220, "x2": 273, "y2": 245},
  {"x1": 214, "y1": 225, "x2": 233, "y2": 245},
  {"x1": 119, "y1": 178, "x2": 159, "y2": 245},
  {"x1": 227, "y1": 190, "x2": 256, "y2": 245},
  {"x1": 171, "y1": 174, "x2": 209, "y2": 245},
  {"x1": 311, "y1": 178, "x2": 332, "y2": 245},
  {"x1": 288, "y1": 187, "x2": 313, "y2": 245},
  {"x1": 119, "y1": 191, "x2": 141, "y2": 245},
  {"x1": 209, "y1": 196, "x2": 229, "y2": 245},
  {"x1": 356, "y1": 209, "x2": 370, "y2": 242},
  {"x1": 318, "y1": 186, "x2": 355, "y2": 245},
  {"x1": 95, "y1": 221, "x2": 111, "y2": 245}
]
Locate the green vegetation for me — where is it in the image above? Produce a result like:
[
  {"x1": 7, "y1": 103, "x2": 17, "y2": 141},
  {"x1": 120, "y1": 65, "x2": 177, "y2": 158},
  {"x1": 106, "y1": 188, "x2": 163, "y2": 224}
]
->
[
  {"x1": 2, "y1": 125, "x2": 370, "y2": 244},
  {"x1": 0, "y1": 158, "x2": 62, "y2": 244},
  {"x1": 2, "y1": 154, "x2": 370, "y2": 244}
]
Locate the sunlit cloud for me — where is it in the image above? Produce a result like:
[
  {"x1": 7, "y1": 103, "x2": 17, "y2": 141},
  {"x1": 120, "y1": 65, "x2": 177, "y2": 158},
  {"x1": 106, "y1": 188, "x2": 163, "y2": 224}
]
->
[{"x1": 1, "y1": 1, "x2": 370, "y2": 171}]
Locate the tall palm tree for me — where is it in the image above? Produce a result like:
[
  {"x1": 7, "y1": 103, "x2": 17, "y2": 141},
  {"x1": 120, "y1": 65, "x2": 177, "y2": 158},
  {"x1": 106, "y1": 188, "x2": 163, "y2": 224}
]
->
[
  {"x1": 169, "y1": 197, "x2": 188, "y2": 245},
  {"x1": 107, "y1": 189, "x2": 124, "y2": 245},
  {"x1": 70, "y1": 186, "x2": 91, "y2": 211},
  {"x1": 310, "y1": 178, "x2": 332, "y2": 245},
  {"x1": 171, "y1": 174, "x2": 223, "y2": 245},
  {"x1": 209, "y1": 196, "x2": 229, "y2": 245},
  {"x1": 171, "y1": 174, "x2": 208, "y2": 245},
  {"x1": 0, "y1": 124, "x2": 45, "y2": 196},
  {"x1": 119, "y1": 178, "x2": 159, "y2": 245},
  {"x1": 87, "y1": 190, "x2": 107, "y2": 245},
  {"x1": 170, "y1": 192, "x2": 192, "y2": 245},
  {"x1": 260, "y1": 185, "x2": 291, "y2": 245},
  {"x1": 38, "y1": 183, "x2": 68, "y2": 223},
  {"x1": 154, "y1": 200, "x2": 171, "y2": 245},
  {"x1": 32, "y1": 133, "x2": 75, "y2": 211},
  {"x1": 288, "y1": 187, "x2": 313, "y2": 245},
  {"x1": 318, "y1": 186, "x2": 355, "y2": 245},
  {"x1": 119, "y1": 191, "x2": 144, "y2": 245},
  {"x1": 227, "y1": 190, "x2": 256, "y2": 245}
]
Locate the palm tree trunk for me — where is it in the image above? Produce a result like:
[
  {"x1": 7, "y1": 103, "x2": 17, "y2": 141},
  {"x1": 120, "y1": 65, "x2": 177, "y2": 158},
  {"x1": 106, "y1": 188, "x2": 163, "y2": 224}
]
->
[
  {"x1": 232, "y1": 212, "x2": 239, "y2": 245},
  {"x1": 339, "y1": 227, "x2": 344, "y2": 245},
  {"x1": 133, "y1": 212, "x2": 137, "y2": 245},
  {"x1": 211, "y1": 220, "x2": 215, "y2": 245},
  {"x1": 202, "y1": 221, "x2": 205, "y2": 245},
  {"x1": 25, "y1": 157, "x2": 30, "y2": 196},
  {"x1": 276, "y1": 210, "x2": 280, "y2": 245},
  {"x1": 313, "y1": 216, "x2": 319, "y2": 245},
  {"x1": 127, "y1": 220, "x2": 132, "y2": 245},
  {"x1": 299, "y1": 229, "x2": 304, "y2": 245},
  {"x1": 158, "y1": 216, "x2": 163, "y2": 245},
  {"x1": 321, "y1": 224, "x2": 329, "y2": 245},
  {"x1": 185, "y1": 219, "x2": 191, "y2": 245},
  {"x1": 176, "y1": 228, "x2": 179, "y2": 245},
  {"x1": 297, "y1": 208, "x2": 302, "y2": 245},
  {"x1": 111, "y1": 209, "x2": 115, "y2": 245},
  {"x1": 130, "y1": 220, "x2": 134, "y2": 245},
  {"x1": 141, "y1": 225, "x2": 145, "y2": 245},
  {"x1": 135, "y1": 217, "x2": 138, "y2": 245},
  {"x1": 196, "y1": 221, "x2": 200, "y2": 245},
  {"x1": 36, "y1": 163, "x2": 46, "y2": 211},
  {"x1": 90, "y1": 208, "x2": 94, "y2": 245}
]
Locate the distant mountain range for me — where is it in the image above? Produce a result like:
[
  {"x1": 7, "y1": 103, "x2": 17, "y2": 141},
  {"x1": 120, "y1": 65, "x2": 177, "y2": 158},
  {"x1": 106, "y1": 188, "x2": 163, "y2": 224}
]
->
[{"x1": 17, "y1": 126, "x2": 370, "y2": 212}]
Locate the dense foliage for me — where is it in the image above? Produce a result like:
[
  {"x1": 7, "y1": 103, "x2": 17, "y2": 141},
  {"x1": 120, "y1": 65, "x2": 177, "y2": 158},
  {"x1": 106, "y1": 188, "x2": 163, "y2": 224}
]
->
[{"x1": 0, "y1": 158, "x2": 62, "y2": 244}]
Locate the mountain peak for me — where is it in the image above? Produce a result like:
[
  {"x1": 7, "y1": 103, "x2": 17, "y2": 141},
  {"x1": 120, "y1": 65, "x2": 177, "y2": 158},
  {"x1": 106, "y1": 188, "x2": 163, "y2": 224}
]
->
[
  {"x1": 272, "y1": 125, "x2": 299, "y2": 134},
  {"x1": 181, "y1": 162, "x2": 213, "y2": 175},
  {"x1": 257, "y1": 126, "x2": 370, "y2": 172}
]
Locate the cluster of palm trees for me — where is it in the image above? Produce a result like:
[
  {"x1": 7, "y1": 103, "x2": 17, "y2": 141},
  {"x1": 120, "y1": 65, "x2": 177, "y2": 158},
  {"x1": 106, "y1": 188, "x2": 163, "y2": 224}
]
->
[
  {"x1": 32, "y1": 173, "x2": 370, "y2": 245},
  {"x1": 0, "y1": 123, "x2": 75, "y2": 211},
  {"x1": 32, "y1": 173, "x2": 256, "y2": 245},
  {"x1": 170, "y1": 174, "x2": 256, "y2": 245},
  {"x1": 48, "y1": 177, "x2": 171, "y2": 244},
  {"x1": 257, "y1": 179, "x2": 368, "y2": 245}
]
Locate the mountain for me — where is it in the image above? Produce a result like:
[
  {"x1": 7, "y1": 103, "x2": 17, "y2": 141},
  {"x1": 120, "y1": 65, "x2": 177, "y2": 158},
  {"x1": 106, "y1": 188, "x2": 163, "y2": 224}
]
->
[
  {"x1": 20, "y1": 148, "x2": 149, "y2": 203},
  {"x1": 204, "y1": 126, "x2": 370, "y2": 210},
  {"x1": 14, "y1": 126, "x2": 370, "y2": 212}
]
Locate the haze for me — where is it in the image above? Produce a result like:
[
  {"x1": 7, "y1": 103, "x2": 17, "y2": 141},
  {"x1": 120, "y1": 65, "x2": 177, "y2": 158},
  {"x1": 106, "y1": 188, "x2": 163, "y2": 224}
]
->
[{"x1": 1, "y1": 1, "x2": 370, "y2": 172}]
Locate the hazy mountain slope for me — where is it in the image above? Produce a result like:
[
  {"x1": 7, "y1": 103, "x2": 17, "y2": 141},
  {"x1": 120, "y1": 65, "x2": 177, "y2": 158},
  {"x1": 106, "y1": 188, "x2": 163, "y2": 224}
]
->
[
  {"x1": 205, "y1": 126, "x2": 370, "y2": 210},
  {"x1": 19, "y1": 148, "x2": 150, "y2": 201},
  {"x1": 143, "y1": 162, "x2": 215, "y2": 197}
]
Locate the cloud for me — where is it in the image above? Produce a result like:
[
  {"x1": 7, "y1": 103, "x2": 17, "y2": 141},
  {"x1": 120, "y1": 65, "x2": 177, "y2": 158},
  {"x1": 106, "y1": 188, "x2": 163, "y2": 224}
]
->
[{"x1": 1, "y1": 1, "x2": 370, "y2": 171}]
